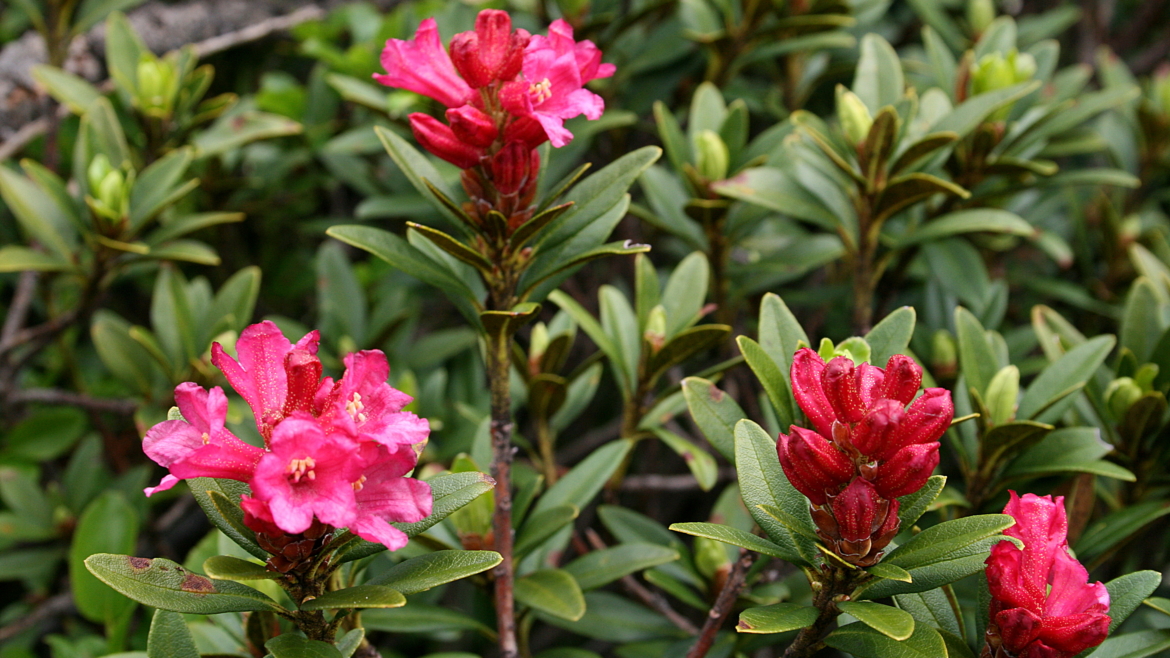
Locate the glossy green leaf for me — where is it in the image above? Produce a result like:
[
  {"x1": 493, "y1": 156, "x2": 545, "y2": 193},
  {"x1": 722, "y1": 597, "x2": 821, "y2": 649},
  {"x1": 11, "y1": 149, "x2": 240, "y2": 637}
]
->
[
  {"x1": 515, "y1": 505, "x2": 580, "y2": 559},
  {"x1": 0, "y1": 245, "x2": 72, "y2": 272},
  {"x1": 31, "y1": 65, "x2": 102, "y2": 114},
  {"x1": 955, "y1": 307, "x2": 999, "y2": 398},
  {"x1": 853, "y1": 34, "x2": 905, "y2": 114},
  {"x1": 647, "y1": 324, "x2": 729, "y2": 387},
  {"x1": 682, "y1": 377, "x2": 744, "y2": 461},
  {"x1": 1086, "y1": 630, "x2": 1170, "y2": 658},
  {"x1": 0, "y1": 166, "x2": 78, "y2": 261},
  {"x1": 193, "y1": 110, "x2": 302, "y2": 158},
  {"x1": 838, "y1": 601, "x2": 915, "y2": 640},
  {"x1": 896, "y1": 209, "x2": 1034, "y2": 248},
  {"x1": 186, "y1": 478, "x2": 268, "y2": 560},
  {"x1": 884, "y1": 514, "x2": 1014, "y2": 570},
  {"x1": 130, "y1": 147, "x2": 196, "y2": 230},
  {"x1": 738, "y1": 336, "x2": 796, "y2": 431},
  {"x1": 737, "y1": 603, "x2": 819, "y2": 634},
  {"x1": 875, "y1": 173, "x2": 969, "y2": 223},
  {"x1": 480, "y1": 303, "x2": 542, "y2": 342},
  {"x1": 563, "y1": 543, "x2": 679, "y2": 590},
  {"x1": 202, "y1": 556, "x2": 279, "y2": 581},
  {"x1": 533, "y1": 439, "x2": 633, "y2": 515},
  {"x1": 735, "y1": 420, "x2": 819, "y2": 565},
  {"x1": 889, "y1": 132, "x2": 959, "y2": 174},
  {"x1": 515, "y1": 569, "x2": 586, "y2": 621},
  {"x1": 1017, "y1": 335, "x2": 1115, "y2": 421},
  {"x1": 70, "y1": 491, "x2": 139, "y2": 626},
  {"x1": 84, "y1": 554, "x2": 282, "y2": 614},
  {"x1": 651, "y1": 428, "x2": 718, "y2": 491},
  {"x1": 865, "y1": 307, "x2": 916, "y2": 366},
  {"x1": 146, "y1": 610, "x2": 199, "y2": 658},
  {"x1": 868, "y1": 562, "x2": 914, "y2": 582},
  {"x1": 825, "y1": 619, "x2": 946, "y2": 658},
  {"x1": 1004, "y1": 427, "x2": 1135, "y2": 482},
  {"x1": 362, "y1": 603, "x2": 494, "y2": 636},
  {"x1": 265, "y1": 633, "x2": 343, "y2": 658},
  {"x1": 299, "y1": 585, "x2": 405, "y2": 611},
  {"x1": 670, "y1": 522, "x2": 793, "y2": 560},
  {"x1": 368, "y1": 550, "x2": 500, "y2": 594},
  {"x1": 931, "y1": 81, "x2": 1041, "y2": 138}
]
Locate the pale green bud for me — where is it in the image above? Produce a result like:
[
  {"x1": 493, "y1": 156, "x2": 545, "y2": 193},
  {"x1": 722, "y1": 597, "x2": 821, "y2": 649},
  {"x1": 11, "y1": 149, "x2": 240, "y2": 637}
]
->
[
  {"x1": 136, "y1": 57, "x2": 176, "y2": 116},
  {"x1": 985, "y1": 365, "x2": 1019, "y2": 426},
  {"x1": 967, "y1": 0, "x2": 996, "y2": 34},
  {"x1": 971, "y1": 50, "x2": 1036, "y2": 120},
  {"x1": 644, "y1": 305, "x2": 667, "y2": 355},
  {"x1": 694, "y1": 536, "x2": 731, "y2": 580},
  {"x1": 1134, "y1": 363, "x2": 1159, "y2": 392},
  {"x1": 694, "y1": 130, "x2": 730, "y2": 181},
  {"x1": 1105, "y1": 377, "x2": 1143, "y2": 419},
  {"x1": 87, "y1": 154, "x2": 113, "y2": 193},
  {"x1": 529, "y1": 322, "x2": 550, "y2": 362},
  {"x1": 835, "y1": 336, "x2": 872, "y2": 366},
  {"x1": 931, "y1": 329, "x2": 958, "y2": 377},
  {"x1": 836, "y1": 86, "x2": 873, "y2": 144}
]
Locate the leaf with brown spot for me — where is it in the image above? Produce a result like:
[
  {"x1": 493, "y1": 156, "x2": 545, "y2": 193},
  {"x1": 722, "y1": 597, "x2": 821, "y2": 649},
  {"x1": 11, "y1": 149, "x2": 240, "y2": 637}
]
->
[{"x1": 85, "y1": 554, "x2": 284, "y2": 614}]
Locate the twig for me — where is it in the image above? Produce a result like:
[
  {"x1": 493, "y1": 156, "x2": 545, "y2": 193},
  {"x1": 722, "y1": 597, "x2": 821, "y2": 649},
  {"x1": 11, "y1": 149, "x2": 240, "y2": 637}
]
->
[
  {"x1": 192, "y1": 5, "x2": 326, "y2": 57},
  {"x1": 585, "y1": 529, "x2": 700, "y2": 635},
  {"x1": 1, "y1": 271, "x2": 39, "y2": 344},
  {"x1": 9, "y1": 387, "x2": 137, "y2": 414},
  {"x1": 0, "y1": 592, "x2": 74, "y2": 643},
  {"x1": 685, "y1": 549, "x2": 755, "y2": 658},
  {"x1": 620, "y1": 469, "x2": 737, "y2": 492}
]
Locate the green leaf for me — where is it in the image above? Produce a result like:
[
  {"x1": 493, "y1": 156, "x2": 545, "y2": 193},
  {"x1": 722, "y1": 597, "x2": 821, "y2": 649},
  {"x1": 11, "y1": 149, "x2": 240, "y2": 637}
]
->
[
  {"x1": 265, "y1": 633, "x2": 343, "y2": 658},
  {"x1": 682, "y1": 377, "x2": 744, "y2": 461},
  {"x1": 875, "y1": 173, "x2": 969, "y2": 224},
  {"x1": 838, "y1": 601, "x2": 915, "y2": 640},
  {"x1": 637, "y1": 167, "x2": 705, "y2": 249},
  {"x1": 1100, "y1": 571, "x2": 1161, "y2": 634},
  {"x1": 737, "y1": 603, "x2": 819, "y2": 634},
  {"x1": 980, "y1": 421, "x2": 1054, "y2": 468},
  {"x1": 480, "y1": 303, "x2": 542, "y2": 342},
  {"x1": 84, "y1": 554, "x2": 282, "y2": 614},
  {"x1": 83, "y1": 97, "x2": 131, "y2": 167},
  {"x1": 1076, "y1": 505, "x2": 1170, "y2": 562},
  {"x1": 931, "y1": 81, "x2": 1041, "y2": 138},
  {"x1": 896, "y1": 209, "x2": 1035, "y2": 248},
  {"x1": 31, "y1": 65, "x2": 102, "y2": 114},
  {"x1": 70, "y1": 491, "x2": 139, "y2": 625},
  {"x1": 563, "y1": 543, "x2": 679, "y2": 590},
  {"x1": 0, "y1": 165, "x2": 78, "y2": 262},
  {"x1": 865, "y1": 307, "x2": 916, "y2": 367},
  {"x1": 202, "y1": 556, "x2": 279, "y2": 581},
  {"x1": 1004, "y1": 427, "x2": 1135, "y2": 482},
  {"x1": 521, "y1": 238, "x2": 651, "y2": 299},
  {"x1": 511, "y1": 203, "x2": 574, "y2": 249},
  {"x1": 146, "y1": 610, "x2": 199, "y2": 658},
  {"x1": 147, "y1": 212, "x2": 245, "y2": 245},
  {"x1": 1085, "y1": 630, "x2": 1170, "y2": 658},
  {"x1": 735, "y1": 420, "x2": 819, "y2": 565},
  {"x1": 889, "y1": 132, "x2": 959, "y2": 174},
  {"x1": 670, "y1": 522, "x2": 793, "y2": 560},
  {"x1": 515, "y1": 569, "x2": 586, "y2": 621},
  {"x1": 362, "y1": 603, "x2": 494, "y2": 637},
  {"x1": 853, "y1": 34, "x2": 905, "y2": 114},
  {"x1": 533, "y1": 439, "x2": 633, "y2": 516},
  {"x1": 647, "y1": 325, "x2": 729, "y2": 387},
  {"x1": 884, "y1": 514, "x2": 1014, "y2": 570},
  {"x1": 193, "y1": 110, "x2": 302, "y2": 158},
  {"x1": 407, "y1": 222, "x2": 492, "y2": 274},
  {"x1": 650, "y1": 428, "x2": 718, "y2": 490},
  {"x1": 0, "y1": 245, "x2": 71, "y2": 272},
  {"x1": 1017, "y1": 335, "x2": 1115, "y2": 421},
  {"x1": 1121, "y1": 278, "x2": 1163, "y2": 362},
  {"x1": 104, "y1": 13, "x2": 145, "y2": 94},
  {"x1": 187, "y1": 478, "x2": 268, "y2": 560},
  {"x1": 955, "y1": 307, "x2": 999, "y2": 398},
  {"x1": 129, "y1": 147, "x2": 196, "y2": 231},
  {"x1": 653, "y1": 101, "x2": 691, "y2": 175},
  {"x1": 73, "y1": 0, "x2": 144, "y2": 33},
  {"x1": 145, "y1": 240, "x2": 220, "y2": 265},
  {"x1": 515, "y1": 505, "x2": 580, "y2": 560},
  {"x1": 738, "y1": 336, "x2": 796, "y2": 431},
  {"x1": 867, "y1": 562, "x2": 914, "y2": 582},
  {"x1": 661, "y1": 252, "x2": 710, "y2": 337},
  {"x1": 825, "y1": 620, "x2": 946, "y2": 658},
  {"x1": 896, "y1": 588, "x2": 963, "y2": 639},
  {"x1": 712, "y1": 167, "x2": 839, "y2": 230},
  {"x1": 537, "y1": 591, "x2": 684, "y2": 642},
  {"x1": 335, "y1": 629, "x2": 363, "y2": 658},
  {"x1": 368, "y1": 550, "x2": 500, "y2": 594},
  {"x1": 299, "y1": 585, "x2": 405, "y2": 611}
]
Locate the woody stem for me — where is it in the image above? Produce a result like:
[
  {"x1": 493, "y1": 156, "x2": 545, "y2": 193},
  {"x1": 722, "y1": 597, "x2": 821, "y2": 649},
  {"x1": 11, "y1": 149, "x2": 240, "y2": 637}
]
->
[
  {"x1": 782, "y1": 566, "x2": 854, "y2": 658},
  {"x1": 487, "y1": 324, "x2": 519, "y2": 658}
]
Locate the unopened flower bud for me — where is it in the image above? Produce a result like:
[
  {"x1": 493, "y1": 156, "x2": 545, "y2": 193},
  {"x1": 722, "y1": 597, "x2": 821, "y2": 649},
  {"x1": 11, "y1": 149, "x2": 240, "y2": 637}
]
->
[
  {"x1": 450, "y1": 10, "x2": 530, "y2": 88},
  {"x1": 694, "y1": 535, "x2": 731, "y2": 579},
  {"x1": 830, "y1": 478, "x2": 882, "y2": 543},
  {"x1": 529, "y1": 322, "x2": 550, "y2": 363},
  {"x1": 409, "y1": 113, "x2": 484, "y2": 169},
  {"x1": 836, "y1": 86, "x2": 873, "y2": 144},
  {"x1": 644, "y1": 305, "x2": 667, "y2": 355},
  {"x1": 778, "y1": 427, "x2": 854, "y2": 505},
  {"x1": 1105, "y1": 377, "x2": 1143, "y2": 419},
  {"x1": 970, "y1": 50, "x2": 1036, "y2": 120},
  {"x1": 137, "y1": 58, "x2": 175, "y2": 116},
  {"x1": 871, "y1": 441, "x2": 939, "y2": 498},
  {"x1": 822, "y1": 356, "x2": 866, "y2": 423},
  {"x1": 879, "y1": 355, "x2": 923, "y2": 405},
  {"x1": 87, "y1": 154, "x2": 113, "y2": 193},
  {"x1": 446, "y1": 105, "x2": 499, "y2": 147},
  {"x1": 487, "y1": 141, "x2": 536, "y2": 196},
  {"x1": 967, "y1": 0, "x2": 996, "y2": 34},
  {"x1": 694, "y1": 130, "x2": 730, "y2": 181},
  {"x1": 985, "y1": 365, "x2": 1020, "y2": 426},
  {"x1": 931, "y1": 329, "x2": 958, "y2": 378}
]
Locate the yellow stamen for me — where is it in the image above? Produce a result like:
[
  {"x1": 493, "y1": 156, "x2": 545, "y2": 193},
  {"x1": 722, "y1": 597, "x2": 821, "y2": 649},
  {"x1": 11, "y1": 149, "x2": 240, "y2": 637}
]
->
[
  {"x1": 287, "y1": 456, "x2": 317, "y2": 484},
  {"x1": 530, "y1": 78, "x2": 552, "y2": 105}
]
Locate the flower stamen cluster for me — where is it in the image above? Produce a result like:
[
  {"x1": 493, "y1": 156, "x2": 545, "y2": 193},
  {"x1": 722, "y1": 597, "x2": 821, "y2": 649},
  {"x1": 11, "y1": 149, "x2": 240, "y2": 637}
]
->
[
  {"x1": 141, "y1": 321, "x2": 433, "y2": 569},
  {"x1": 779, "y1": 348, "x2": 953, "y2": 565}
]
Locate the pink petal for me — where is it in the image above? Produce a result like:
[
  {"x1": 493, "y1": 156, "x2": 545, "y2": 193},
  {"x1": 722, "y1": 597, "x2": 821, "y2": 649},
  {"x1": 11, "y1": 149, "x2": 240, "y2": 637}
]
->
[
  {"x1": 144, "y1": 475, "x2": 180, "y2": 497},
  {"x1": 374, "y1": 18, "x2": 472, "y2": 108}
]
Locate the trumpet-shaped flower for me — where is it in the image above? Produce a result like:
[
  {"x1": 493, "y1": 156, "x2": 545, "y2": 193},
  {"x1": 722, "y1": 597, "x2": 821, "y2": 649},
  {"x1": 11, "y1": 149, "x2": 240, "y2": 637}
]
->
[
  {"x1": 374, "y1": 18, "x2": 472, "y2": 108},
  {"x1": 983, "y1": 493, "x2": 1110, "y2": 658}
]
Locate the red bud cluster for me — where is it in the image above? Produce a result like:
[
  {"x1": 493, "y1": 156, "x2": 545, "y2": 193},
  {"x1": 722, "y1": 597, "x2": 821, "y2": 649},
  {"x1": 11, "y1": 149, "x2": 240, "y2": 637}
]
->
[{"x1": 779, "y1": 348, "x2": 953, "y2": 565}]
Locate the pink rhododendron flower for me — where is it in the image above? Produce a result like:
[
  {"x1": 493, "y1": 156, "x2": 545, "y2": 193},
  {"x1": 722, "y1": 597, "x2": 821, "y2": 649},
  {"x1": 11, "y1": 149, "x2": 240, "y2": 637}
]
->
[
  {"x1": 779, "y1": 349, "x2": 953, "y2": 565},
  {"x1": 982, "y1": 492, "x2": 1110, "y2": 658},
  {"x1": 142, "y1": 383, "x2": 264, "y2": 496},
  {"x1": 374, "y1": 18, "x2": 472, "y2": 108},
  {"x1": 142, "y1": 321, "x2": 433, "y2": 554}
]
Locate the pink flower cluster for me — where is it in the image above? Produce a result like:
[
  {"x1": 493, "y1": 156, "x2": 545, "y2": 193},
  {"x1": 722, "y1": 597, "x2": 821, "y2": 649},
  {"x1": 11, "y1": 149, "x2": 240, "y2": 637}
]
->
[
  {"x1": 779, "y1": 349, "x2": 953, "y2": 565},
  {"x1": 375, "y1": 11, "x2": 612, "y2": 167},
  {"x1": 142, "y1": 321, "x2": 432, "y2": 552},
  {"x1": 983, "y1": 493, "x2": 1110, "y2": 658}
]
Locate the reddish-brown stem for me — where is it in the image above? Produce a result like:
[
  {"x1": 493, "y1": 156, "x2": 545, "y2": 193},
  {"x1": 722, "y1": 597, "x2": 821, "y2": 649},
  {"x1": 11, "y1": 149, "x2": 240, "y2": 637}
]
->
[
  {"x1": 685, "y1": 550, "x2": 755, "y2": 658},
  {"x1": 487, "y1": 328, "x2": 519, "y2": 658}
]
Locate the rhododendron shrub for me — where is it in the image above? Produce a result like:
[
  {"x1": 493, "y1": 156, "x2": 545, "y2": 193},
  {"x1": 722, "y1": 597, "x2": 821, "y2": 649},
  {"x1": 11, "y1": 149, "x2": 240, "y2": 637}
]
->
[
  {"x1": 143, "y1": 320, "x2": 432, "y2": 555},
  {"x1": 982, "y1": 493, "x2": 1111, "y2": 658}
]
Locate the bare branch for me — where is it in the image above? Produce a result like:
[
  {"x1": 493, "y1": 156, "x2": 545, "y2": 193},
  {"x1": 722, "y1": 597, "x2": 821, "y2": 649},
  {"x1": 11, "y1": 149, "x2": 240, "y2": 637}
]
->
[{"x1": 9, "y1": 388, "x2": 138, "y2": 414}]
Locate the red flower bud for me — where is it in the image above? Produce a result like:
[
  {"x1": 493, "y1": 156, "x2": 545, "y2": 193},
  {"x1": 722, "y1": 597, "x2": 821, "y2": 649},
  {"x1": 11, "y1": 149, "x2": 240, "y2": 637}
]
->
[
  {"x1": 504, "y1": 116, "x2": 550, "y2": 149},
  {"x1": 791, "y1": 348, "x2": 836, "y2": 437},
  {"x1": 855, "y1": 362, "x2": 885, "y2": 408},
  {"x1": 409, "y1": 113, "x2": 483, "y2": 169},
  {"x1": 851, "y1": 399, "x2": 906, "y2": 457},
  {"x1": 446, "y1": 105, "x2": 499, "y2": 147},
  {"x1": 883, "y1": 387, "x2": 953, "y2": 459},
  {"x1": 995, "y1": 607, "x2": 1043, "y2": 653},
  {"x1": 778, "y1": 427, "x2": 854, "y2": 505},
  {"x1": 450, "y1": 10, "x2": 530, "y2": 88},
  {"x1": 870, "y1": 441, "x2": 939, "y2": 498},
  {"x1": 880, "y1": 354, "x2": 923, "y2": 405},
  {"x1": 822, "y1": 356, "x2": 866, "y2": 423},
  {"x1": 282, "y1": 348, "x2": 322, "y2": 416},
  {"x1": 830, "y1": 478, "x2": 883, "y2": 543},
  {"x1": 488, "y1": 141, "x2": 537, "y2": 196}
]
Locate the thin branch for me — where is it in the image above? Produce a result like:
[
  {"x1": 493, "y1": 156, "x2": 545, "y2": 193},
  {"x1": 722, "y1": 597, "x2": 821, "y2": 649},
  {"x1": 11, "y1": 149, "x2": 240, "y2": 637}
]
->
[
  {"x1": 585, "y1": 529, "x2": 700, "y2": 635},
  {"x1": 686, "y1": 549, "x2": 755, "y2": 658},
  {"x1": 1, "y1": 271, "x2": 40, "y2": 344},
  {"x1": 0, "y1": 592, "x2": 74, "y2": 643},
  {"x1": 9, "y1": 387, "x2": 138, "y2": 414},
  {"x1": 192, "y1": 5, "x2": 326, "y2": 57},
  {"x1": 621, "y1": 469, "x2": 737, "y2": 492}
]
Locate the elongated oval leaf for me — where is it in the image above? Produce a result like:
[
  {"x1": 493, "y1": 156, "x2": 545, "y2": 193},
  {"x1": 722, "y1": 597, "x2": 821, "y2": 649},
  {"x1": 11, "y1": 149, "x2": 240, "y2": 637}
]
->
[
  {"x1": 838, "y1": 601, "x2": 915, "y2": 640},
  {"x1": 563, "y1": 543, "x2": 679, "y2": 590},
  {"x1": 368, "y1": 550, "x2": 500, "y2": 594},
  {"x1": 84, "y1": 554, "x2": 282, "y2": 614},
  {"x1": 670, "y1": 522, "x2": 792, "y2": 560},
  {"x1": 735, "y1": 420, "x2": 819, "y2": 565},
  {"x1": 202, "y1": 555, "x2": 279, "y2": 581},
  {"x1": 299, "y1": 585, "x2": 405, "y2": 611},
  {"x1": 682, "y1": 377, "x2": 744, "y2": 461},
  {"x1": 515, "y1": 569, "x2": 586, "y2": 621},
  {"x1": 737, "y1": 603, "x2": 819, "y2": 634}
]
